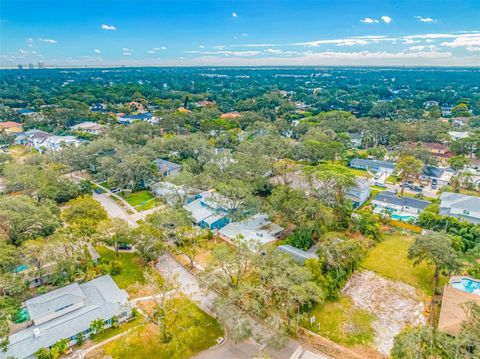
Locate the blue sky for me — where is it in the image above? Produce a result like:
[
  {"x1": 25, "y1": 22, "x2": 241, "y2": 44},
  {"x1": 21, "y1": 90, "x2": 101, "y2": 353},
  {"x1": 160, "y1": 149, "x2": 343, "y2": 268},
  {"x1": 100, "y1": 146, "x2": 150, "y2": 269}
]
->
[{"x1": 1, "y1": 0, "x2": 479, "y2": 67}]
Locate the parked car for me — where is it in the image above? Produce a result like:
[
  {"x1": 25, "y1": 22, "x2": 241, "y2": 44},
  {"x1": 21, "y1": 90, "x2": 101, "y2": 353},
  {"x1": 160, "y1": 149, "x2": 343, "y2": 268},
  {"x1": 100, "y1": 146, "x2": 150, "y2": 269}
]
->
[
  {"x1": 374, "y1": 181, "x2": 387, "y2": 188},
  {"x1": 111, "y1": 188, "x2": 121, "y2": 193}
]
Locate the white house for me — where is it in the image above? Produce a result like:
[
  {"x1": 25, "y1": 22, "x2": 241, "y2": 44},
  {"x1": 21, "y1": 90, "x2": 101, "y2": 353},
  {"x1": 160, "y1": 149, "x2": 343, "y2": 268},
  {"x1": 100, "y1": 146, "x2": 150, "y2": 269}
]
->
[
  {"x1": 371, "y1": 191, "x2": 431, "y2": 221},
  {"x1": 0, "y1": 275, "x2": 130, "y2": 359},
  {"x1": 70, "y1": 121, "x2": 106, "y2": 135},
  {"x1": 44, "y1": 135, "x2": 82, "y2": 151},
  {"x1": 218, "y1": 213, "x2": 284, "y2": 246},
  {"x1": 439, "y1": 192, "x2": 480, "y2": 224}
]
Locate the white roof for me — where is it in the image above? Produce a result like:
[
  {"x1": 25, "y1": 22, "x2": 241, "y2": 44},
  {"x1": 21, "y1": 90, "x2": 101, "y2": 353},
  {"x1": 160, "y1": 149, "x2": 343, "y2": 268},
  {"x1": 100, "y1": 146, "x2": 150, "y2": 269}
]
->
[{"x1": 218, "y1": 214, "x2": 283, "y2": 245}]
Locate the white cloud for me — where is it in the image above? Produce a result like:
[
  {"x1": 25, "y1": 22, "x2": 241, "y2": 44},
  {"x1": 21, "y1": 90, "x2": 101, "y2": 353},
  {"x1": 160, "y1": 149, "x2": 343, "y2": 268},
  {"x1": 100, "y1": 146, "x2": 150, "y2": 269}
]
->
[
  {"x1": 441, "y1": 33, "x2": 480, "y2": 51},
  {"x1": 148, "y1": 50, "x2": 155, "y2": 54},
  {"x1": 184, "y1": 50, "x2": 262, "y2": 56},
  {"x1": 122, "y1": 47, "x2": 132, "y2": 51},
  {"x1": 415, "y1": 16, "x2": 437, "y2": 23},
  {"x1": 292, "y1": 35, "x2": 395, "y2": 47},
  {"x1": 199, "y1": 45, "x2": 205, "y2": 48},
  {"x1": 360, "y1": 17, "x2": 379, "y2": 23},
  {"x1": 230, "y1": 43, "x2": 277, "y2": 47},
  {"x1": 94, "y1": 49, "x2": 101, "y2": 54},
  {"x1": 408, "y1": 45, "x2": 438, "y2": 51},
  {"x1": 381, "y1": 16, "x2": 392, "y2": 23},
  {"x1": 100, "y1": 24, "x2": 116, "y2": 31},
  {"x1": 241, "y1": 33, "x2": 248, "y2": 37},
  {"x1": 231, "y1": 12, "x2": 238, "y2": 17},
  {"x1": 39, "y1": 38, "x2": 58, "y2": 43}
]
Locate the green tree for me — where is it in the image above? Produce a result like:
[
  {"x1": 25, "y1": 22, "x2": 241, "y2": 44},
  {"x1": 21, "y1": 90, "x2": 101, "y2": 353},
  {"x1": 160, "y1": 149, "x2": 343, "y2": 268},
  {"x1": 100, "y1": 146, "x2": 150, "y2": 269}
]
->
[
  {"x1": 61, "y1": 195, "x2": 107, "y2": 241},
  {"x1": 395, "y1": 156, "x2": 423, "y2": 195},
  {"x1": 131, "y1": 223, "x2": 164, "y2": 262},
  {"x1": 89, "y1": 318, "x2": 106, "y2": 337},
  {"x1": 448, "y1": 155, "x2": 468, "y2": 171}
]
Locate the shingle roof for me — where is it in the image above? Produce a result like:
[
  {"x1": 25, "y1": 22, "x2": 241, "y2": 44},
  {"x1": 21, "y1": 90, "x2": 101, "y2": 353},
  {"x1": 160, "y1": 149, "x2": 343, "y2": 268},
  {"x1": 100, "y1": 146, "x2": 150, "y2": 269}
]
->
[
  {"x1": 218, "y1": 214, "x2": 283, "y2": 245},
  {"x1": 1, "y1": 275, "x2": 129, "y2": 359},
  {"x1": 373, "y1": 191, "x2": 431, "y2": 209},
  {"x1": 440, "y1": 192, "x2": 480, "y2": 213},
  {"x1": 350, "y1": 158, "x2": 396, "y2": 170},
  {"x1": 153, "y1": 159, "x2": 182, "y2": 172}
]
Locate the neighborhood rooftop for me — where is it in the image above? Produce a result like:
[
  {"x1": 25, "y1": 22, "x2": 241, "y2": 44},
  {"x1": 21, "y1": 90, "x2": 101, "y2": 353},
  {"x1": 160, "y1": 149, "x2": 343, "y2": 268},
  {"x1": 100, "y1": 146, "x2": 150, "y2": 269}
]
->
[{"x1": 374, "y1": 191, "x2": 431, "y2": 210}]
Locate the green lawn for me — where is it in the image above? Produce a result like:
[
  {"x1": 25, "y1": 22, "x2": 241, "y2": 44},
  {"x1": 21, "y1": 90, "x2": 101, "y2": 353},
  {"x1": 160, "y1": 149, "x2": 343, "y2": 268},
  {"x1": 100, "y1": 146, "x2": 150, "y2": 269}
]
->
[
  {"x1": 361, "y1": 232, "x2": 437, "y2": 295},
  {"x1": 304, "y1": 297, "x2": 375, "y2": 346},
  {"x1": 96, "y1": 246, "x2": 145, "y2": 289},
  {"x1": 99, "y1": 298, "x2": 223, "y2": 359},
  {"x1": 349, "y1": 168, "x2": 373, "y2": 178},
  {"x1": 120, "y1": 190, "x2": 161, "y2": 211},
  {"x1": 386, "y1": 174, "x2": 399, "y2": 184},
  {"x1": 90, "y1": 316, "x2": 144, "y2": 344}
]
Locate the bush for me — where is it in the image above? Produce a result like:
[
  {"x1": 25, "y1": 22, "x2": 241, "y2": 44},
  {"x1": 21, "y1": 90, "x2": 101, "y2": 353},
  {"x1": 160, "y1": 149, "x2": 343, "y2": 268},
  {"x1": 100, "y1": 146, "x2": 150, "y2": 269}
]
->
[
  {"x1": 286, "y1": 228, "x2": 313, "y2": 250},
  {"x1": 75, "y1": 332, "x2": 85, "y2": 346}
]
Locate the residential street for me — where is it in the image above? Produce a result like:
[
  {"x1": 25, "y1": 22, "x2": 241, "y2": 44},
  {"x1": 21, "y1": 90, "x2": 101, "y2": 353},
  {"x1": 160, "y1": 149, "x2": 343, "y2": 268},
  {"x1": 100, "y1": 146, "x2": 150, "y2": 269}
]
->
[
  {"x1": 92, "y1": 192, "x2": 138, "y2": 227},
  {"x1": 156, "y1": 254, "x2": 332, "y2": 359}
]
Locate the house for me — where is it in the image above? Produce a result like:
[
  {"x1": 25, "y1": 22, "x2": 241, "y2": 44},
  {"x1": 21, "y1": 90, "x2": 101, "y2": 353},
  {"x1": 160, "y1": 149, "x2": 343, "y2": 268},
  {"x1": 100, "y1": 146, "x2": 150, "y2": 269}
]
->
[
  {"x1": 439, "y1": 192, "x2": 480, "y2": 224},
  {"x1": 0, "y1": 275, "x2": 130, "y2": 359},
  {"x1": 195, "y1": 100, "x2": 215, "y2": 107},
  {"x1": 0, "y1": 121, "x2": 23, "y2": 134},
  {"x1": 421, "y1": 166, "x2": 454, "y2": 186},
  {"x1": 346, "y1": 178, "x2": 371, "y2": 209},
  {"x1": 183, "y1": 191, "x2": 231, "y2": 230},
  {"x1": 347, "y1": 133, "x2": 363, "y2": 148},
  {"x1": 350, "y1": 158, "x2": 396, "y2": 174},
  {"x1": 371, "y1": 191, "x2": 431, "y2": 221},
  {"x1": 153, "y1": 159, "x2": 182, "y2": 177},
  {"x1": 151, "y1": 181, "x2": 198, "y2": 206},
  {"x1": 70, "y1": 121, "x2": 106, "y2": 135},
  {"x1": 438, "y1": 276, "x2": 480, "y2": 336},
  {"x1": 117, "y1": 112, "x2": 158, "y2": 125},
  {"x1": 17, "y1": 109, "x2": 36, "y2": 116},
  {"x1": 423, "y1": 143, "x2": 453, "y2": 166},
  {"x1": 90, "y1": 103, "x2": 109, "y2": 113},
  {"x1": 452, "y1": 117, "x2": 470, "y2": 128},
  {"x1": 44, "y1": 135, "x2": 82, "y2": 151},
  {"x1": 25, "y1": 129, "x2": 51, "y2": 151},
  {"x1": 220, "y1": 112, "x2": 242, "y2": 119},
  {"x1": 441, "y1": 106, "x2": 453, "y2": 117},
  {"x1": 276, "y1": 245, "x2": 319, "y2": 265},
  {"x1": 177, "y1": 107, "x2": 192, "y2": 114},
  {"x1": 15, "y1": 262, "x2": 57, "y2": 288},
  {"x1": 218, "y1": 214, "x2": 284, "y2": 245},
  {"x1": 448, "y1": 131, "x2": 470, "y2": 141},
  {"x1": 423, "y1": 100, "x2": 439, "y2": 108}
]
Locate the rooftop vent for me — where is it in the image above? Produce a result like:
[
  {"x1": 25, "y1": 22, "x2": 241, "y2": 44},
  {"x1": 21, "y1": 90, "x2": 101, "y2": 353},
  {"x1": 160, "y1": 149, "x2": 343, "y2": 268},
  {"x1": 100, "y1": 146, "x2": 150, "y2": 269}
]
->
[{"x1": 33, "y1": 327, "x2": 40, "y2": 337}]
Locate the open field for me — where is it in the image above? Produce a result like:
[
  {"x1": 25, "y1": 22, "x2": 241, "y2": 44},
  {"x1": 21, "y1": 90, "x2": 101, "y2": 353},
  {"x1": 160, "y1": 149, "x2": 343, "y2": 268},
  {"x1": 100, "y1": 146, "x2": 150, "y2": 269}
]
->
[
  {"x1": 361, "y1": 232, "x2": 439, "y2": 295},
  {"x1": 304, "y1": 296, "x2": 375, "y2": 346}
]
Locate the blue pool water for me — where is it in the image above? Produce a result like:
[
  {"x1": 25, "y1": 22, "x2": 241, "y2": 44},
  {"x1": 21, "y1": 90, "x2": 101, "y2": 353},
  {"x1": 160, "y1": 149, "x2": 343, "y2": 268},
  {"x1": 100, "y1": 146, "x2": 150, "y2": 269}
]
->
[
  {"x1": 451, "y1": 278, "x2": 480, "y2": 296},
  {"x1": 391, "y1": 214, "x2": 416, "y2": 222}
]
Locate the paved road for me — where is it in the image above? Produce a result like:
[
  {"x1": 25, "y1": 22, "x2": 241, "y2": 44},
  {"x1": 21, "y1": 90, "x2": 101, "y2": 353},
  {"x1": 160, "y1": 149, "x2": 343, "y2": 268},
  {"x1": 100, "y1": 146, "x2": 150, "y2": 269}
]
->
[
  {"x1": 93, "y1": 192, "x2": 138, "y2": 227},
  {"x1": 157, "y1": 254, "x2": 331, "y2": 359}
]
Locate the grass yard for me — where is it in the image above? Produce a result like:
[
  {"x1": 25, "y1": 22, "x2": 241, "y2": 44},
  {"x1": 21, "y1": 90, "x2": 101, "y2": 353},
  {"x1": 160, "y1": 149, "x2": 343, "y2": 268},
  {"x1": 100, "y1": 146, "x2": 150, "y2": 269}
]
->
[
  {"x1": 90, "y1": 298, "x2": 223, "y2": 359},
  {"x1": 386, "y1": 174, "x2": 399, "y2": 184},
  {"x1": 349, "y1": 168, "x2": 373, "y2": 178},
  {"x1": 90, "y1": 316, "x2": 144, "y2": 345},
  {"x1": 459, "y1": 188, "x2": 480, "y2": 197},
  {"x1": 120, "y1": 190, "x2": 161, "y2": 211},
  {"x1": 96, "y1": 246, "x2": 146, "y2": 290},
  {"x1": 304, "y1": 296, "x2": 375, "y2": 346},
  {"x1": 361, "y1": 232, "x2": 439, "y2": 295}
]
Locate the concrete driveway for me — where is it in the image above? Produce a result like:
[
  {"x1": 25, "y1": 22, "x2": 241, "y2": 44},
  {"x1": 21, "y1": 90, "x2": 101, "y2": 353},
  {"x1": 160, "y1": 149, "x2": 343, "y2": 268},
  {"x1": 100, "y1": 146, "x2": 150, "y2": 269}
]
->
[{"x1": 93, "y1": 192, "x2": 138, "y2": 227}]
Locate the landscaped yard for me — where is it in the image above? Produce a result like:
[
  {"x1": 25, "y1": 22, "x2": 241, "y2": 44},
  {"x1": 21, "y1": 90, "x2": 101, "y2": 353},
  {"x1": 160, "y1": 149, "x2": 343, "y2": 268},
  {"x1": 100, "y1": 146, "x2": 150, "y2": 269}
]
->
[
  {"x1": 361, "y1": 232, "x2": 438, "y2": 295},
  {"x1": 304, "y1": 296, "x2": 375, "y2": 346},
  {"x1": 96, "y1": 246, "x2": 146, "y2": 290},
  {"x1": 120, "y1": 190, "x2": 161, "y2": 211},
  {"x1": 88, "y1": 298, "x2": 223, "y2": 359}
]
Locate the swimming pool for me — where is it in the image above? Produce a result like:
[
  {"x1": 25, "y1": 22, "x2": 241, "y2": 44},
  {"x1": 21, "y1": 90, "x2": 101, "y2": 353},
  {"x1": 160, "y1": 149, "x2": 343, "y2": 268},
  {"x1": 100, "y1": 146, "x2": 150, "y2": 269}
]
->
[
  {"x1": 451, "y1": 278, "x2": 480, "y2": 296},
  {"x1": 391, "y1": 213, "x2": 416, "y2": 222}
]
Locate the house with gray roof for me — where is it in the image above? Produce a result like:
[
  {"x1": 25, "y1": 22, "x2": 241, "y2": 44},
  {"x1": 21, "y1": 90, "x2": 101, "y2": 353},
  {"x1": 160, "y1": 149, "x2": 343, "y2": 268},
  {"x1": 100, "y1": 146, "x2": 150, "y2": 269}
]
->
[
  {"x1": 371, "y1": 191, "x2": 431, "y2": 221},
  {"x1": 439, "y1": 192, "x2": 480, "y2": 224},
  {"x1": 276, "y1": 245, "x2": 319, "y2": 265},
  {"x1": 1, "y1": 275, "x2": 130, "y2": 359},
  {"x1": 350, "y1": 158, "x2": 396, "y2": 174},
  {"x1": 346, "y1": 178, "x2": 371, "y2": 209},
  {"x1": 153, "y1": 159, "x2": 182, "y2": 177},
  {"x1": 218, "y1": 214, "x2": 284, "y2": 245},
  {"x1": 183, "y1": 191, "x2": 231, "y2": 230}
]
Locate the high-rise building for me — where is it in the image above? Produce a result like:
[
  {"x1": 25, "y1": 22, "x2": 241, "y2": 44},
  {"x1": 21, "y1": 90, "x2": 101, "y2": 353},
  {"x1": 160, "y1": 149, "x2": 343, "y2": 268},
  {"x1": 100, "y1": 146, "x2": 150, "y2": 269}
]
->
[
  {"x1": 38, "y1": 62, "x2": 46, "y2": 69},
  {"x1": 18, "y1": 64, "x2": 24, "y2": 70},
  {"x1": 28, "y1": 63, "x2": 34, "y2": 69}
]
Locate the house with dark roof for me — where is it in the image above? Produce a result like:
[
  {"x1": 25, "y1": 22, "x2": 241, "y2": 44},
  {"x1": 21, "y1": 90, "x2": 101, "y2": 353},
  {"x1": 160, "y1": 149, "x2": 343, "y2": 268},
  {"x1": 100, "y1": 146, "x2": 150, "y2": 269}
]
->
[
  {"x1": 439, "y1": 192, "x2": 480, "y2": 224},
  {"x1": 421, "y1": 166, "x2": 455, "y2": 186},
  {"x1": 117, "y1": 112, "x2": 158, "y2": 125},
  {"x1": 371, "y1": 191, "x2": 431, "y2": 221},
  {"x1": 350, "y1": 158, "x2": 396, "y2": 174},
  {"x1": 0, "y1": 275, "x2": 130, "y2": 359},
  {"x1": 153, "y1": 159, "x2": 182, "y2": 177}
]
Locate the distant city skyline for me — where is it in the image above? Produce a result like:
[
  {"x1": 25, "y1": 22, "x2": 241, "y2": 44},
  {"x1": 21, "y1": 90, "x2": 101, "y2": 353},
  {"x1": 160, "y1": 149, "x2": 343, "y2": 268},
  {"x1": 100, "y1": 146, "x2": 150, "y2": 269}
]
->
[{"x1": 1, "y1": 0, "x2": 480, "y2": 67}]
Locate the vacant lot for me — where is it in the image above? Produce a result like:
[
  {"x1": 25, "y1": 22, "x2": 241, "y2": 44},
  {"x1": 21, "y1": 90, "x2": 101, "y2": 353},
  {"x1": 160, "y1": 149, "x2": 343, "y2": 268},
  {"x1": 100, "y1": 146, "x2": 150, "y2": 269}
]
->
[
  {"x1": 304, "y1": 296, "x2": 375, "y2": 346},
  {"x1": 121, "y1": 190, "x2": 161, "y2": 211},
  {"x1": 361, "y1": 232, "x2": 436, "y2": 295}
]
